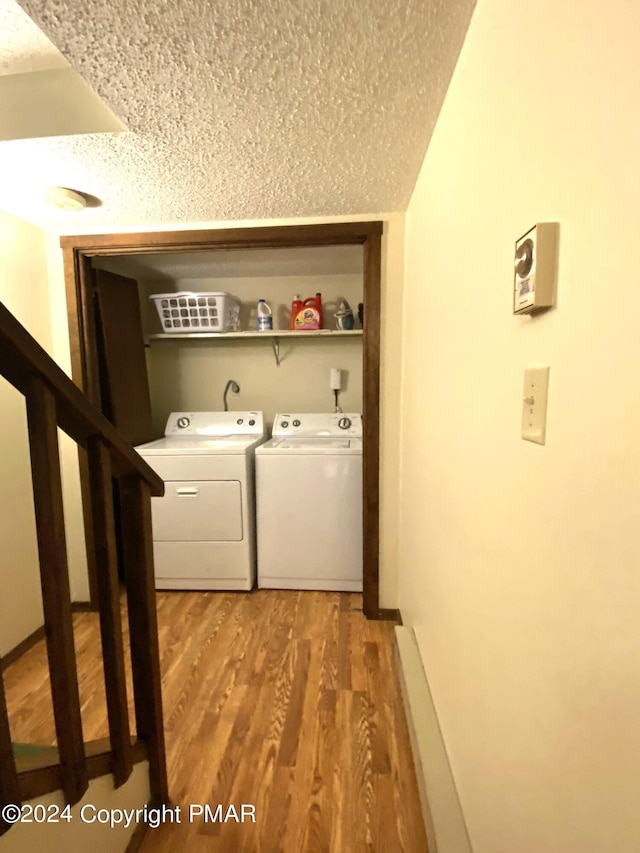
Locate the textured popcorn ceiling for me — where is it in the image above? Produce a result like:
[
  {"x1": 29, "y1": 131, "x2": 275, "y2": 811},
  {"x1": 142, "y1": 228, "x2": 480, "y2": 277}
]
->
[{"x1": 0, "y1": 0, "x2": 475, "y2": 232}]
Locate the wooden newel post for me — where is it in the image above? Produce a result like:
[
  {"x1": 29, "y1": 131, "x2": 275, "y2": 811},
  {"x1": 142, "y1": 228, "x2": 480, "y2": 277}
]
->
[
  {"x1": 0, "y1": 671, "x2": 20, "y2": 835},
  {"x1": 87, "y1": 438, "x2": 133, "y2": 787},
  {"x1": 119, "y1": 476, "x2": 168, "y2": 804},
  {"x1": 25, "y1": 377, "x2": 88, "y2": 804}
]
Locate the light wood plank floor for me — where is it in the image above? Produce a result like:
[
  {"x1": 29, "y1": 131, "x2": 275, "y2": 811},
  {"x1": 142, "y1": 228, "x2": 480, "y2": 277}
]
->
[{"x1": 4, "y1": 590, "x2": 428, "y2": 852}]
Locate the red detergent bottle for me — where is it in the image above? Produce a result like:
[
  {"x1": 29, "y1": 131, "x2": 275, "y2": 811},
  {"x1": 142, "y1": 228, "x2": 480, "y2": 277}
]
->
[{"x1": 294, "y1": 293, "x2": 323, "y2": 330}]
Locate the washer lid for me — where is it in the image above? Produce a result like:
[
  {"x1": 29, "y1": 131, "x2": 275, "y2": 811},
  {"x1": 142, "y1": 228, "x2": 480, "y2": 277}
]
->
[
  {"x1": 275, "y1": 438, "x2": 350, "y2": 449},
  {"x1": 257, "y1": 437, "x2": 362, "y2": 455}
]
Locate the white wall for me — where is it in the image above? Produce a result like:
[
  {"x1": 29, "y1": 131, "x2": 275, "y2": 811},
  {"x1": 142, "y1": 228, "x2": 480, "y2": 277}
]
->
[
  {"x1": 46, "y1": 213, "x2": 405, "y2": 608},
  {"x1": 400, "y1": 1, "x2": 640, "y2": 851},
  {"x1": 0, "y1": 210, "x2": 50, "y2": 654}
]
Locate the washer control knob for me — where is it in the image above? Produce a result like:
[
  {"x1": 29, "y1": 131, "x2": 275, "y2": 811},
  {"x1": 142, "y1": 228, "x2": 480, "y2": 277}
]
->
[
  {"x1": 280, "y1": 420, "x2": 289, "y2": 428},
  {"x1": 292, "y1": 419, "x2": 301, "y2": 427},
  {"x1": 236, "y1": 418, "x2": 244, "y2": 425},
  {"x1": 177, "y1": 416, "x2": 190, "y2": 429},
  {"x1": 338, "y1": 417, "x2": 352, "y2": 430},
  {"x1": 248, "y1": 419, "x2": 255, "y2": 426}
]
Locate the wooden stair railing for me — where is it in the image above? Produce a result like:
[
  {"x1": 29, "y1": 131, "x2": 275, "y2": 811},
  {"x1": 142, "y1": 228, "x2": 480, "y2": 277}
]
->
[{"x1": 0, "y1": 300, "x2": 167, "y2": 835}]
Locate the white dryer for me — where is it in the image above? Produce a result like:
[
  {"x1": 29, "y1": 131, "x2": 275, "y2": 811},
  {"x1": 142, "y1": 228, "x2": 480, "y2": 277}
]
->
[
  {"x1": 255, "y1": 413, "x2": 363, "y2": 592},
  {"x1": 136, "y1": 411, "x2": 265, "y2": 590}
]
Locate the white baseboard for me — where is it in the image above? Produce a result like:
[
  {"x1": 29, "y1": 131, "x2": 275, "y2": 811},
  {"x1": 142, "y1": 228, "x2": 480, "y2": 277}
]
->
[{"x1": 395, "y1": 626, "x2": 473, "y2": 853}]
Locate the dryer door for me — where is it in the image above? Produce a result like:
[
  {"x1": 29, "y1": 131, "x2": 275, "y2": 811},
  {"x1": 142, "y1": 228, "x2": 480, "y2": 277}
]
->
[{"x1": 152, "y1": 480, "x2": 243, "y2": 541}]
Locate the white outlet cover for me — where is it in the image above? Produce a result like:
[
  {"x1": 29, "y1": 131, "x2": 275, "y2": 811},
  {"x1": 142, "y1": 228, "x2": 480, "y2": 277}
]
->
[{"x1": 522, "y1": 366, "x2": 550, "y2": 445}]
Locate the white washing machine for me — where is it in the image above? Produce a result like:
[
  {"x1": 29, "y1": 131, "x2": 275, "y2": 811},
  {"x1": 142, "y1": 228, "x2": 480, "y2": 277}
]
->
[
  {"x1": 136, "y1": 411, "x2": 265, "y2": 590},
  {"x1": 255, "y1": 413, "x2": 363, "y2": 591}
]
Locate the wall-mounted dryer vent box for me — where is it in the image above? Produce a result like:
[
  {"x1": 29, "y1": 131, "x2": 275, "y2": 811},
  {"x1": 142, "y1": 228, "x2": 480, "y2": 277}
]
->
[{"x1": 513, "y1": 222, "x2": 559, "y2": 314}]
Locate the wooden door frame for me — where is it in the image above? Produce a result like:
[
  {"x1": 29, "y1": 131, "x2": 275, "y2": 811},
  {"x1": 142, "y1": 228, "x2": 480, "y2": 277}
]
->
[{"x1": 60, "y1": 220, "x2": 384, "y2": 619}]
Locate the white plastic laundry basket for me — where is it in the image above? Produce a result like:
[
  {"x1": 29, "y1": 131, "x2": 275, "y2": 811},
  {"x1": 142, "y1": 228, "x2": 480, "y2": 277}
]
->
[{"x1": 150, "y1": 292, "x2": 241, "y2": 333}]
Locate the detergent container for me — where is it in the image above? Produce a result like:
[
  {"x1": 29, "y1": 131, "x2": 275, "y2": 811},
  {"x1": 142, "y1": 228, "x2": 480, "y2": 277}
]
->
[
  {"x1": 334, "y1": 299, "x2": 354, "y2": 330},
  {"x1": 293, "y1": 293, "x2": 322, "y2": 331},
  {"x1": 257, "y1": 299, "x2": 273, "y2": 331},
  {"x1": 290, "y1": 294, "x2": 304, "y2": 330}
]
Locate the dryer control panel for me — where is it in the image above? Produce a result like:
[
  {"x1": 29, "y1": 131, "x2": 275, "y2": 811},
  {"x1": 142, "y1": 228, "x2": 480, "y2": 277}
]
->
[
  {"x1": 272, "y1": 413, "x2": 362, "y2": 438},
  {"x1": 165, "y1": 411, "x2": 265, "y2": 437}
]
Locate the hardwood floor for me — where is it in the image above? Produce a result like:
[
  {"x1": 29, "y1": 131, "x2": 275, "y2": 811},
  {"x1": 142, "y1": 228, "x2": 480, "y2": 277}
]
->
[{"x1": 4, "y1": 590, "x2": 428, "y2": 852}]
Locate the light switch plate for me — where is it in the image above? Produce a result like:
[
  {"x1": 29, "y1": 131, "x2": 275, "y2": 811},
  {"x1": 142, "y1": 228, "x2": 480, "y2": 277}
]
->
[{"x1": 522, "y1": 366, "x2": 550, "y2": 445}]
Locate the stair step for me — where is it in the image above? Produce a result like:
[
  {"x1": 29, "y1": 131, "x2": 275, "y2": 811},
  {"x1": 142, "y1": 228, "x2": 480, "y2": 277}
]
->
[{"x1": 12, "y1": 742, "x2": 57, "y2": 759}]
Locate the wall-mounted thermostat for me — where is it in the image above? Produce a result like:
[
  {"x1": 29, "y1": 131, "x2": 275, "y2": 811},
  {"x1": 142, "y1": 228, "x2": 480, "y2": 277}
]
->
[{"x1": 513, "y1": 222, "x2": 559, "y2": 314}]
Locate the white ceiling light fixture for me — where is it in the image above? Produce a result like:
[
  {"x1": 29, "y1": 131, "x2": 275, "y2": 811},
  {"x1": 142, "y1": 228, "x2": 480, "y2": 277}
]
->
[{"x1": 44, "y1": 186, "x2": 88, "y2": 211}]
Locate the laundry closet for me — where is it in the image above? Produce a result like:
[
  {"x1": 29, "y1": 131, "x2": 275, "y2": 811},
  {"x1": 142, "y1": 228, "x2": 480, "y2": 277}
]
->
[
  {"x1": 93, "y1": 244, "x2": 364, "y2": 436},
  {"x1": 62, "y1": 222, "x2": 381, "y2": 614}
]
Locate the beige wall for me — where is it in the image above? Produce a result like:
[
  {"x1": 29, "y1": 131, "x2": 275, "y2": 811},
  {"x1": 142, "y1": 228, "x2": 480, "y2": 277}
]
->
[
  {"x1": 0, "y1": 210, "x2": 50, "y2": 654},
  {"x1": 400, "y1": 1, "x2": 640, "y2": 851},
  {"x1": 141, "y1": 272, "x2": 364, "y2": 433},
  {"x1": 46, "y1": 213, "x2": 405, "y2": 608}
]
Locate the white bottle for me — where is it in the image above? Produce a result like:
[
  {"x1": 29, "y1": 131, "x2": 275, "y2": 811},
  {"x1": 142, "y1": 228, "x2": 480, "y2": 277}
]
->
[{"x1": 257, "y1": 299, "x2": 273, "y2": 331}]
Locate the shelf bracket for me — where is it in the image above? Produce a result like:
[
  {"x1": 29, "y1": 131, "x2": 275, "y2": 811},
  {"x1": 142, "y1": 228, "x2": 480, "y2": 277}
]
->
[{"x1": 271, "y1": 336, "x2": 281, "y2": 366}]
